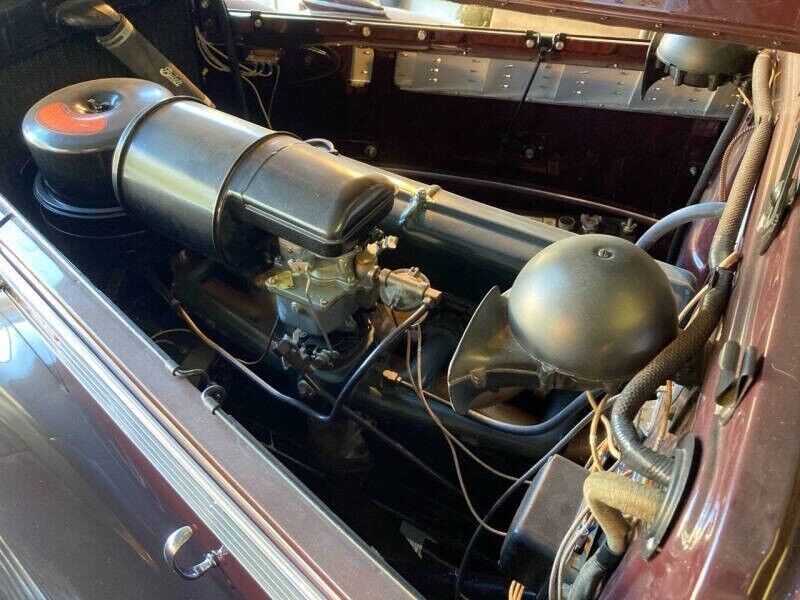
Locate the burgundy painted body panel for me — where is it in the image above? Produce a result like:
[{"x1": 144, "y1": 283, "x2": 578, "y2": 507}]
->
[
  {"x1": 602, "y1": 51, "x2": 800, "y2": 599},
  {"x1": 0, "y1": 296, "x2": 236, "y2": 599}
]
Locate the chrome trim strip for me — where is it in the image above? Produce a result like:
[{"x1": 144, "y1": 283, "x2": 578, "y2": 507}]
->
[
  {"x1": 0, "y1": 217, "x2": 333, "y2": 600},
  {"x1": 0, "y1": 533, "x2": 47, "y2": 600}
]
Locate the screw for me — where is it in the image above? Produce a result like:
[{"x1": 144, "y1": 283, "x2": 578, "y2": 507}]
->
[
  {"x1": 362, "y1": 26, "x2": 371, "y2": 37},
  {"x1": 621, "y1": 218, "x2": 637, "y2": 236},
  {"x1": 253, "y1": 18, "x2": 262, "y2": 28},
  {"x1": 581, "y1": 213, "x2": 602, "y2": 234},
  {"x1": 200, "y1": 0, "x2": 209, "y2": 7},
  {"x1": 364, "y1": 144, "x2": 378, "y2": 159},
  {"x1": 417, "y1": 29, "x2": 427, "y2": 41},
  {"x1": 320, "y1": 298, "x2": 329, "y2": 307},
  {"x1": 525, "y1": 38, "x2": 535, "y2": 49},
  {"x1": 523, "y1": 147, "x2": 536, "y2": 160},
  {"x1": 689, "y1": 165, "x2": 699, "y2": 177},
  {"x1": 597, "y1": 248, "x2": 614, "y2": 259},
  {"x1": 554, "y1": 39, "x2": 565, "y2": 51}
]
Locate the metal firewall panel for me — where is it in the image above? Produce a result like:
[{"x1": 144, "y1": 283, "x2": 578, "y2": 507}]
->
[
  {"x1": 394, "y1": 52, "x2": 737, "y2": 118},
  {"x1": 395, "y1": 52, "x2": 490, "y2": 93}
]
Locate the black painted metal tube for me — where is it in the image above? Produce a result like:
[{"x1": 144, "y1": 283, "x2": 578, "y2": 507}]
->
[{"x1": 97, "y1": 16, "x2": 212, "y2": 103}]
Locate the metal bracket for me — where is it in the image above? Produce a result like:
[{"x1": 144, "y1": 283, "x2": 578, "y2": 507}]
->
[
  {"x1": 201, "y1": 383, "x2": 226, "y2": 414},
  {"x1": 349, "y1": 47, "x2": 374, "y2": 87},
  {"x1": 715, "y1": 342, "x2": 760, "y2": 424},
  {"x1": 713, "y1": 339, "x2": 741, "y2": 401},
  {"x1": 642, "y1": 434, "x2": 695, "y2": 559},
  {"x1": 163, "y1": 525, "x2": 227, "y2": 581},
  {"x1": 397, "y1": 186, "x2": 439, "y2": 228},
  {"x1": 550, "y1": 32, "x2": 566, "y2": 52}
]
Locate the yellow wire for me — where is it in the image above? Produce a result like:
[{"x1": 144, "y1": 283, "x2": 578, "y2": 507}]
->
[
  {"x1": 657, "y1": 380, "x2": 673, "y2": 440},
  {"x1": 737, "y1": 86, "x2": 753, "y2": 111},
  {"x1": 407, "y1": 327, "x2": 506, "y2": 537},
  {"x1": 587, "y1": 391, "x2": 619, "y2": 470},
  {"x1": 587, "y1": 391, "x2": 605, "y2": 471},
  {"x1": 508, "y1": 580, "x2": 525, "y2": 600}
]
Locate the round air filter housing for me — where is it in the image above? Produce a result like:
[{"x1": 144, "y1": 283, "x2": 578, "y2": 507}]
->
[
  {"x1": 507, "y1": 234, "x2": 678, "y2": 384},
  {"x1": 655, "y1": 34, "x2": 756, "y2": 90},
  {"x1": 22, "y1": 78, "x2": 171, "y2": 236},
  {"x1": 641, "y1": 33, "x2": 756, "y2": 97}
]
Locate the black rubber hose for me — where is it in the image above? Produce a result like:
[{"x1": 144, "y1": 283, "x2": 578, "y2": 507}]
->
[
  {"x1": 666, "y1": 92, "x2": 748, "y2": 263},
  {"x1": 611, "y1": 271, "x2": 732, "y2": 485},
  {"x1": 331, "y1": 301, "x2": 431, "y2": 416},
  {"x1": 569, "y1": 543, "x2": 623, "y2": 600},
  {"x1": 610, "y1": 50, "x2": 774, "y2": 486},
  {"x1": 56, "y1": 0, "x2": 120, "y2": 35}
]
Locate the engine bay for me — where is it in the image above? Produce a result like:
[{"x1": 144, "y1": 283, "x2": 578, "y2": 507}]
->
[{"x1": 0, "y1": 2, "x2": 780, "y2": 598}]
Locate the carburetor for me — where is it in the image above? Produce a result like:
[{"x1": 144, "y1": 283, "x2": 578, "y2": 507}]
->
[{"x1": 262, "y1": 234, "x2": 439, "y2": 338}]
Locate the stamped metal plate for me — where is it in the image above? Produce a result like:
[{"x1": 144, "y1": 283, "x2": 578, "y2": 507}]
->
[{"x1": 394, "y1": 52, "x2": 737, "y2": 119}]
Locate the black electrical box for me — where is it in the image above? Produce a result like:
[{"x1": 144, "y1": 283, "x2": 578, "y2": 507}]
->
[{"x1": 499, "y1": 454, "x2": 588, "y2": 590}]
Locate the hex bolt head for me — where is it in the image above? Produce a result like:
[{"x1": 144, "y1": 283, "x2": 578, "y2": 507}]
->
[{"x1": 621, "y1": 218, "x2": 638, "y2": 236}]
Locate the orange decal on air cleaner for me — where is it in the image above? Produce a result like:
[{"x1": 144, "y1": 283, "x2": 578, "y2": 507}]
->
[{"x1": 35, "y1": 102, "x2": 108, "y2": 135}]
